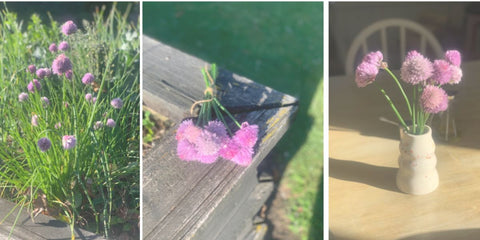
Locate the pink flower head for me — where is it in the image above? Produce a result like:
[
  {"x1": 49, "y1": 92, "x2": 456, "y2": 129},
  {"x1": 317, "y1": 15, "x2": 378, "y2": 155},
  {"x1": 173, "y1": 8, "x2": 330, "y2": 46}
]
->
[
  {"x1": 18, "y1": 92, "x2": 28, "y2": 102},
  {"x1": 362, "y1": 51, "x2": 383, "y2": 68},
  {"x1": 37, "y1": 137, "x2": 51, "y2": 152},
  {"x1": 234, "y1": 122, "x2": 259, "y2": 148},
  {"x1": 61, "y1": 21, "x2": 77, "y2": 35},
  {"x1": 62, "y1": 135, "x2": 76, "y2": 150},
  {"x1": 85, "y1": 93, "x2": 93, "y2": 102},
  {"x1": 94, "y1": 121, "x2": 103, "y2": 130},
  {"x1": 45, "y1": 68, "x2": 52, "y2": 77},
  {"x1": 106, "y1": 118, "x2": 116, "y2": 128},
  {"x1": 65, "y1": 70, "x2": 73, "y2": 80},
  {"x1": 52, "y1": 54, "x2": 73, "y2": 76},
  {"x1": 405, "y1": 50, "x2": 421, "y2": 61},
  {"x1": 82, "y1": 73, "x2": 94, "y2": 85},
  {"x1": 92, "y1": 97, "x2": 97, "y2": 104},
  {"x1": 36, "y1": 68, "x2": 47, "y2": 79},
  {"x1": 27, "y1": 65, "x2": 36, "y2": 74},
  {"x1": 41, "y1": 96, "x2": 50, "y2": 107},
  {"x1": 49, "y1": 43, "x2": 57, "y2": 53},
  {"x1": 175, "y1": 119, "x2": 227, "y2": 164},
  {"x1": 31, "y1": 114, "x2": 39, "y2": 127},
  {"x1": 219, "y1": 122, "x2": 259, "y2": 166},
  {"x1": 421, "y1": 85, "x2": 448, "y2": 114},
  {"x1": 58, "y1": 41, "x2": 69, "y2": 51},
  {"x1": 176, "y1": 119, "x2": 202, "y2": 142},
  {"x1": 27, "y1": 79, "x2": 41, "y2": 93},
  {"x1": 355, "y1": 62, "x2": 378, "y2": 88},
  {"x1": 449, "y1": 65, "x2": 462, "y2": 84},
  {"x1": 400, "y1": 51, "x2": 433, "y2": 85},
  {"x1": 445, "y1": 50, "x2": 461, "y2": 67},
  {"x1": 195, "y1": 120, "x2": 228, "y2": 156},
  {"x1": 55, "y1": 122, "x2": 62, "y2": 129},
  {"x1": 110, "y1": 98, "x2": 123, "y2": 109},
  {"x1": 431, "y1": 59, "x2": 452, "y2": 85}
]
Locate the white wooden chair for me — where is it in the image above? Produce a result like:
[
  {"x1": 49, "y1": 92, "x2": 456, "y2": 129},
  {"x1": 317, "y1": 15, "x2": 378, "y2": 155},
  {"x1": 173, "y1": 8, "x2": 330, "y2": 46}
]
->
[{"x1": 345, "y1": 18, "x2": 444, "y2": 75}]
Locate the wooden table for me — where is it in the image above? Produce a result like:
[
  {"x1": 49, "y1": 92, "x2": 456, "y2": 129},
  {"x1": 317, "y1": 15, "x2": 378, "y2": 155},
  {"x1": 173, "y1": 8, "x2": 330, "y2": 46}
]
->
[
  {"x1": 142, "y1": 36, "x2": 298, "y2": 240},
  {"x1": 329, "y1": 60, "x2": 480, "y2": 240}
]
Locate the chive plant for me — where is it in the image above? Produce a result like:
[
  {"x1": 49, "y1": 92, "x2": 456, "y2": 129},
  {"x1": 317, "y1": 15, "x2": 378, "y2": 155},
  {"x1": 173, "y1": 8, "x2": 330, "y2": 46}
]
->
[{"x1": 0, "y1": 3, "x2": 139, "y2": 239}]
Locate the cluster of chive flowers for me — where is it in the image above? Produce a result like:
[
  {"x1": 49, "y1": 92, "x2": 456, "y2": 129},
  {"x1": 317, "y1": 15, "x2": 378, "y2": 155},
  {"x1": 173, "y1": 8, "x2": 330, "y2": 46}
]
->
[
  {"x1": 355, "y1": 50, "x2": 462, "y2": 115},
  {"x1": 176, "y1": 119, "x2": 258, "y2": 166},
  {"x1": 18, "y1": 20, "x2": 124, "y2": 153}
]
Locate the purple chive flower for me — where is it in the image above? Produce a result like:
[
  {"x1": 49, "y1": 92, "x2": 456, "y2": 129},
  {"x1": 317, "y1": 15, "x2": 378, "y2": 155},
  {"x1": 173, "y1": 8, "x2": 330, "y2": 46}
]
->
[
  {"x1": 31, "y1": 114, "x2": 39, "y2": 127},
  {"x1": 37, "y1": 137, "x2": 52, "y2": 152},
  {"x1": 175, "y1": 119, "x2": 209, "y2": 162},
  {"x1": 94, "y1": 121, "x2": 103, "y2": 130},
  {"x1": 106, "y1": 118, "x2": 116, "y2": 128},
  {"x1": 362, "y1": 51, "x2": 383, "y2": 68},
  {"x1": 18, "y1": 92, "x2": 28, "y2": 102},
  {"x1": 58, "y1": 41, "x2": 69, "y2": 51},
  {"x1": 82, "y1": 73, "x2": 94, "y2": 85},
  {"x1": 421, "y1": 85, "x2": 448, "y2": 114},
  {"x1": 61, "y1": 21, "x2": 77, "y2": 35},
  {"x1": 195, "y1": 120, "x2": 228, "y2": 157},
  {"x1": 52, "y1": 54, "x2": 73, "y2": 76},
  {"x1": 41, "y1": 96, "x2": 50, "y2": 107},
  {"x1": 36, "y1": 68, "x2": 47, "y2": 79},
  {"x1": 449, "y1": 65, "x2": 463, "y2": 84},
  {"x1": 177, "y1": 140, "x2": 200, "y2": 162},
  {"x1": 110, "y1": 98, "x2": 123, "y2": 109},
  {"x1": 27, "y1": 65, "x2": 36, "y2": 74},
  {"x1": 49, "y1": 43, "x2": 58, "y2": 53},
  {"x1": 92, "y1": 97, "x2": 97, "y2": 104},
  {"x1": 27, "y1": 79, "x2": 41, "y2": 93},
  {"x1": 355, "y1": 62, "x2": 379, "y2": 88},
  {"x1": 445, "y1": 50, "x2": 461, "y2": 67},
  {"x1": 55, "y1": 122, "x2": 62, "y2": 129},
  {"x1": 62, "y1": 135, "x2": 76, "y2": 150},
  {"x1": 431, "y1": 60, "x2": 452, "y2": 85},
  {"x1": 176, "y1": 119, "x2": 202, "y2": 142},
  {"x1": 85, "y1": 93, "x2": 93, "y2": 102},
  {"x1": 400, "y1": 51, "x2": 433, "y2": 85},
  {"x1": 45, "y1": 68, "x2": 52, "y2": 77},
  {"x1": 64, "y1": 101, "x2": 69, "y2": 108},
  {"x1": 65, "y1": 70, "x2": 73, "y2": 80},
  {"x1": 219, "y1": 122, "x2": 259, "y2": 166}
]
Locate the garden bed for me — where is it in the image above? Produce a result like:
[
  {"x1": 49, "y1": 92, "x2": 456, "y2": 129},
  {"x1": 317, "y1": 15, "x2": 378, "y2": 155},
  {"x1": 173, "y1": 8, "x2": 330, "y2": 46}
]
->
[{"x1": 0, "y1": 3, "x2": 139, "y2": 239}]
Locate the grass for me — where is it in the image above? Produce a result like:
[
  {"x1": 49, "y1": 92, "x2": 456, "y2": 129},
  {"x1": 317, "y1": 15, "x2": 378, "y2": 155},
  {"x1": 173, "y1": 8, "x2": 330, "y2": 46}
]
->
[
  {"x1": 0, "y1": 3, "x2": 139, "y2": 239},
  {"x1": 143, "y1": 2, "x2": 323, "y2": 239}
]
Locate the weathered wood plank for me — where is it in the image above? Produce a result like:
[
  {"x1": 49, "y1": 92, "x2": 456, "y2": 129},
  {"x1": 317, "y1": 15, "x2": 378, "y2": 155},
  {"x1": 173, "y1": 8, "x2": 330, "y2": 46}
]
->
[
  {"x1": 142, "y1": 36, "x2": 298, "y2": 239},
  {"x1": 0, "y1": 198, "x2": 104, "y2": 239}
]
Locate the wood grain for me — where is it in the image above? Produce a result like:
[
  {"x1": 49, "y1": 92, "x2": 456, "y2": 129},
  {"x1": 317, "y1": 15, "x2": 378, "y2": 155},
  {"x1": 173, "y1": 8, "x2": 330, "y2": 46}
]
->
[{"x1": 142, "y1": 36, "x2": 298, "y2": 239}]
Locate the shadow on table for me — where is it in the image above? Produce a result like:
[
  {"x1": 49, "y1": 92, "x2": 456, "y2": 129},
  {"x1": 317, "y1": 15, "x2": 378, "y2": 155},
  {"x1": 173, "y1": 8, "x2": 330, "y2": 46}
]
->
[
  {"x1": 398, "y1": 228, "x2": 480, "y2": 240},
  {"x1": 330, "y1": 158, "x2": 400, "y2": 193}
]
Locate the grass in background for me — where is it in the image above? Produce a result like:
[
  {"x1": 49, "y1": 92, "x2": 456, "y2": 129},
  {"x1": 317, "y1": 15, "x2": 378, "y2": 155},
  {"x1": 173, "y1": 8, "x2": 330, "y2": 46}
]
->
[
  {"x1": 0, "y1": 3, "x2": 139, "y2": 238},
  {"x1": 144, "y1": 2, "x2": 323, "y2": 239}
]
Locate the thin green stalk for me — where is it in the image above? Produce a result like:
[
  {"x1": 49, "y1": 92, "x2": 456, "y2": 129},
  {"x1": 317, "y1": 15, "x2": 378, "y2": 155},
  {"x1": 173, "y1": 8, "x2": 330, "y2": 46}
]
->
[
  {"x1": 412, "y1": 85, "x2": 416, "y2": 133},
  {"x1": 212, "y1": 97, "x2": 241, "y2": 128},
  {"x1": 373, "y1": 82, "x2": 408, "y2": 131},
  {"x1": 384, "y1": 67, "x2": 412, "y2": 117}
]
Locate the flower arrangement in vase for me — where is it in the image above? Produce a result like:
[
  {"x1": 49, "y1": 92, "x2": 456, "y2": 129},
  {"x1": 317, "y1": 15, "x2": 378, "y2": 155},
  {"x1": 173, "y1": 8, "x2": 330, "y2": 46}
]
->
[{"x1": 355, "y1": 50, "x2": 462, "y2": 194}]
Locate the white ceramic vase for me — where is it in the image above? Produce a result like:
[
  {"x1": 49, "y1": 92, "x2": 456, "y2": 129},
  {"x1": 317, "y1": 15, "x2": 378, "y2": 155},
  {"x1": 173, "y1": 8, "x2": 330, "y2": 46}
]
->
[{"x1": 396, "y1": 126, "x2": 439, "y2": 195}]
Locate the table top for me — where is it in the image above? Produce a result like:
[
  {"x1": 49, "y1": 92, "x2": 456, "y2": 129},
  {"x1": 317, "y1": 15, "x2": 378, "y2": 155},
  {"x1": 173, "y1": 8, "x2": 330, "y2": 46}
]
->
[
  {"x1": 329, "y1": 60, "x2": 480, "y2": 240},
  {"x1": 142, "y1": 36, "x2": 298, "y2": 239}
]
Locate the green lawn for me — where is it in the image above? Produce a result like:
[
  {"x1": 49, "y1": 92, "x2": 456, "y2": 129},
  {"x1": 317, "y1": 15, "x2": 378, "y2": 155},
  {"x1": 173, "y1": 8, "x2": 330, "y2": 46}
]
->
[{"x1": 143, "y1": 2, "x2": 324, "y2": 239}]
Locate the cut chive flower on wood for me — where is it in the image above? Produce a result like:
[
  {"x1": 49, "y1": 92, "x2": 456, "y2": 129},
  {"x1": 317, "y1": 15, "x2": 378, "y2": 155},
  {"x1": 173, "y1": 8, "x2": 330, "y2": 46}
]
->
[{"x1": 175, "y1": 64, "x2": 259, "y2": 166}]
